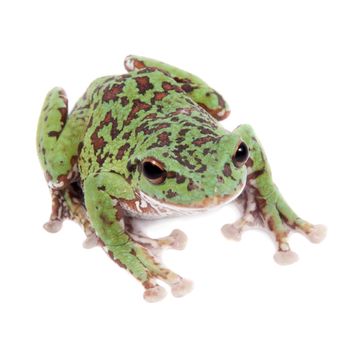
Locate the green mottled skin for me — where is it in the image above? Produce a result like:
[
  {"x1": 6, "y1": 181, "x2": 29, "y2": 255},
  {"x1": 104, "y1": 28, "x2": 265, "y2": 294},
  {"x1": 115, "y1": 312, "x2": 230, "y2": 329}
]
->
[{"x1": 36, "y1": 56, "x2": 325, "y2": 301}]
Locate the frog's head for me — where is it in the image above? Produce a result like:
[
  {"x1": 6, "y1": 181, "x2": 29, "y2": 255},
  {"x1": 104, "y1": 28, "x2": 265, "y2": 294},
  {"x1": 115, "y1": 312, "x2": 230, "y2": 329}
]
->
[{"x1": 129, "y1": 130, "x2": 249, "y2": 215}]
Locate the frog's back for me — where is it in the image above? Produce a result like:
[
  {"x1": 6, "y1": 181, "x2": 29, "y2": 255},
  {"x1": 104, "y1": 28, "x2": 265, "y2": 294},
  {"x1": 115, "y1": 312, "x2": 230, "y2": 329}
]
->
[{"x1": 79, "y1": 68, "x2": 226, "y2": 179}]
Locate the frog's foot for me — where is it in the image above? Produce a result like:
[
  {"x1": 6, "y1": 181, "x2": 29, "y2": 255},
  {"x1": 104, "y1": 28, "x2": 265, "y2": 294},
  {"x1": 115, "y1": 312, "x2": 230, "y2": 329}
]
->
[
  {"x1": 43, "y1": 189, "x2": 68, "y2": 233},
  {"x1": 130, "y1": 229, "x2": 188, "y2": 252},
  {"x1": 129, "y1": 234, "x2": 192, "y2": 301},
  {"x1": 105, "y1": 241, "x2": 193, "y2": 302},
  {"x1": 140, "y1": 250, "x2": 193, "y2": 301},
  {"x1": 222, "y1": 186, "x2": 326, "y2": 265}
]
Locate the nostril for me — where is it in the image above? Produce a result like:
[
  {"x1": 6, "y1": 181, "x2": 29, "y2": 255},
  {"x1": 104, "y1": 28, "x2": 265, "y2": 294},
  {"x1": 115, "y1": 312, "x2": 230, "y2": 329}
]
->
[{"x1": 232, "y1": 142, "x2": 249, "y2": 168}]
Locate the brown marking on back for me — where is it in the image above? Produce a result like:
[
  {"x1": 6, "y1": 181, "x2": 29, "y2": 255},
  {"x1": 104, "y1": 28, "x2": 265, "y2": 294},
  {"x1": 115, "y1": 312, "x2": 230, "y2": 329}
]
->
[
  {"x1": 158, "y1": 131, "x2": 170, "y2": 146},
  {"x1": 135, "y1": 76, "x2": 154, "y2": 94},
  {"x1": 120, "y1": 96, "x2": 129, "y2": 106},
  {"x1": 122, "y1": 131, "x2": 132, "y2": 140},
  {"x1": 125, "y1": 99, "x2": 152, "y2": 125},
  {"x1": 103, "y1": 84, "x2": 124, "y2": 102},
  {"x1": 162, "y1": 81, "x2": 182, "y2": 93},
  {"x1": 181, "y1": 83, "x2": 194, "y2": 93},
  {"x1": 91, "y1": 131, "x2": 106, "y2": 151},
  {"x1": 153, "y1": 91, "x2": 167, "y2": 102},
  {"x1": 179, "y1": 128, "x2": 189, "y2": 136}
]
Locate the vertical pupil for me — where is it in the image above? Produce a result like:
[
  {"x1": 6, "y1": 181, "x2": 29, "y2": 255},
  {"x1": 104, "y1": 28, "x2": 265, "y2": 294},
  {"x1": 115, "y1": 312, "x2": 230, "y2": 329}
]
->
[{"x1": 142, "y1": 162, "x2": 164, "y2": 179}]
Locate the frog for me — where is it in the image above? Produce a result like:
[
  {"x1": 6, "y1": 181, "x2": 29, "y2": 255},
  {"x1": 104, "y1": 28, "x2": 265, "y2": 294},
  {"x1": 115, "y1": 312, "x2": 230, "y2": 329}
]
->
[{"x1": 36, "y1": 55, "x2": 326, "y2": 302}]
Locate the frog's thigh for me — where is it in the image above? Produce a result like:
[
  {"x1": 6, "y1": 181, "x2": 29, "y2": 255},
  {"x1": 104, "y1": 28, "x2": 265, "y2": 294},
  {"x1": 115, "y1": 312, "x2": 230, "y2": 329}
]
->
[
  {"x1": 37, "y1": 88, "x2": 88, "y2": 188},
  {"x1": 84, "y1": 172, "x2": 192, "y2": 302},
  {"x1": 37, "y1": 87, "x2": 69, "y2": 185},
  {"x1": 124, "y1": 55, "x2": 230, "y2": 120}
]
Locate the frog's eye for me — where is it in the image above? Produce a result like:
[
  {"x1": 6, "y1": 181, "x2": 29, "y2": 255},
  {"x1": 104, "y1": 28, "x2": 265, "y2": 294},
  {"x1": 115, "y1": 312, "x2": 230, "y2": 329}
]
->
[
  {"x1": 232, "y1": 142, "x2": 249, "y2": 168},
  {"x1": 141, "y1": 158, "x2": 167, "y2": 185}
]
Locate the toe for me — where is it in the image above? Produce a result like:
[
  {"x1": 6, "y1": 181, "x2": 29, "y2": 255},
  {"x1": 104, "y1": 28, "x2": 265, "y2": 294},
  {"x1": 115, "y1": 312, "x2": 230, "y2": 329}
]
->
[
  {"x1": 308, "y1": 224, "x2": 327, "y2": 243},
  {"x1": 143, "y1": 285, "x2": 167, "y2": 303},
  {"x1": 43, "y1": 220, "x2": 62, "y2": 233},
  {"x1": 171, "y1": 279, "x2": 193, "y2": 298},
  {"x1": 221, "y1": 224, "x2": 242, "y2": 241},
  {"x1": 274, "y1": 250, "x2": 299, "y2": 265},
  {"x1": 82, "y1": 235, "x2": 100, "y2": 249},
  {"x1": 169, "y1": 229, "x2": 187, "y2": 250}
]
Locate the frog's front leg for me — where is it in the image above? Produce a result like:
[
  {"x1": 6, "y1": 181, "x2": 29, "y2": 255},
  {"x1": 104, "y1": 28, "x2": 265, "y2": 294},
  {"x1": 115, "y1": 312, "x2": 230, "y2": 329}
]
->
[
  {"x1": 84, "y1": 172, "x2": 192, "y2": 302},
  {"x1": 222, "y1": 125, "x2": 326, "y2": 265}
]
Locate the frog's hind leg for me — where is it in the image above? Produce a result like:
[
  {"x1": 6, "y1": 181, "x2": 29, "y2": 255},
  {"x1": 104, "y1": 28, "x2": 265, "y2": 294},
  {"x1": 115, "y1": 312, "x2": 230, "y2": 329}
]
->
[
  {"x1": 37, "y1": 88, "x2": 94, "y2": 244},
  {"x1": 64, "y1": 183, "x2": 101, "y2": 249},
  {"x1": 37, "y1": 87, "x2": 70, "y2": 232},
  {"x1": 43, "y1": 183, "x2": 100, "y2": 248},
  {"x1": 43, "y1": 188, "x2": 68, "y2": 233},
  {"x1": 124, "y1": 55, "x2": 230, "y2": 120}
]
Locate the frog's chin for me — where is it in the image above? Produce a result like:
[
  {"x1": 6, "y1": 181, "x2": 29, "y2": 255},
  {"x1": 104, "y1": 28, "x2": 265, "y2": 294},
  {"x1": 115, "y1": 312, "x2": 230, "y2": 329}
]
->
[{"x1": 134, "y1": 180, "x2": 246, "y2": 219}]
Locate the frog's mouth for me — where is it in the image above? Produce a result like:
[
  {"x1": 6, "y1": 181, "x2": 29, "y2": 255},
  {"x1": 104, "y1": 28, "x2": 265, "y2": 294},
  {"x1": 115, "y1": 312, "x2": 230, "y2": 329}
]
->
[{"x1": 129, "y1": 179, "x2": 246, "y2": 218}]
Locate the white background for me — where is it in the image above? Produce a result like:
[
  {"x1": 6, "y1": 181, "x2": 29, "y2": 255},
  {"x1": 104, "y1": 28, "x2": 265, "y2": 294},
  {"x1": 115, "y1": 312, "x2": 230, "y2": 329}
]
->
[{"x1": 1, "y1": 1, "x2": 349, "y2": 349}]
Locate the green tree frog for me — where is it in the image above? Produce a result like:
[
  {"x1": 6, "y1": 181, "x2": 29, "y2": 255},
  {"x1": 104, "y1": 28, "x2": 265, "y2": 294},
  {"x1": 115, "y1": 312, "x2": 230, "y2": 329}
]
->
[{"x1": 36, "y1": 56, "x2": 326, "y2": 302}]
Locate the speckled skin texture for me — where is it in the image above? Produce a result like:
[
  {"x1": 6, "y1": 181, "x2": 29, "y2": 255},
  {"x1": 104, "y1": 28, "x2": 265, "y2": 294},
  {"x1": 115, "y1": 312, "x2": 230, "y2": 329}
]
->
[{"x1": 36, "y1": 56, "x2": 326, "y2": 302}]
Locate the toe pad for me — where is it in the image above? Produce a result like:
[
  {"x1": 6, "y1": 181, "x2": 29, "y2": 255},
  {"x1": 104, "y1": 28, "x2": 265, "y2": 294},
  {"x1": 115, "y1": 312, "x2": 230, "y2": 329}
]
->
[
  {"x1": 43, "y1": 220, "x2": 62, "y2": 233},
  {"x1": 221, "y1": 224, "x2": 242, "y2": 241},
  {"x1": 171, "y1": 279, "x2": 193, "y2": 297},
  {"x1": 169, "y1": 229, "x2": 187, "y2": 250},
  {"x1": 274, "y1": 250, "x2": 299, "y2": 265},
  {"x1": 143, "y1": 286, "x2": 167, "y2": 303},
  {"x1": 308, "y1": 224, "x2": 327, "y2": 243}
]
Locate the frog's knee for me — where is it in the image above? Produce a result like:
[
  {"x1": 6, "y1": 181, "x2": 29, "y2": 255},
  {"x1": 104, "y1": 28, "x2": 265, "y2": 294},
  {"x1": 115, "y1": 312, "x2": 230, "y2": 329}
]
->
[{"x1": 124, "y1": 55, "x2": 145, "y2": 71}]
